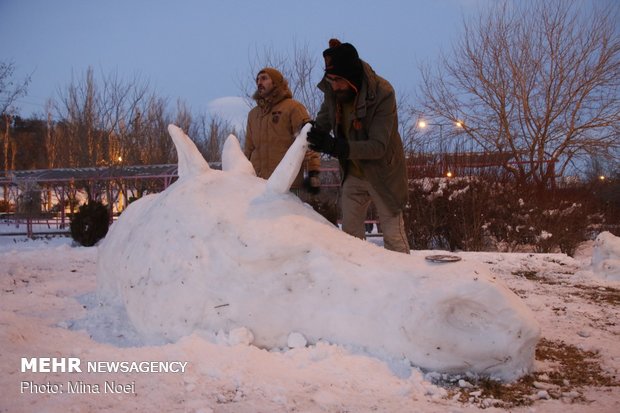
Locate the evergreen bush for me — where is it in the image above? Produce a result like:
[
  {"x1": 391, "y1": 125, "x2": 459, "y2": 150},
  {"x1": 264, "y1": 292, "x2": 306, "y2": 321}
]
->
[{"x1": 70, "y1": 200, "x2": 110, "y2": 246}]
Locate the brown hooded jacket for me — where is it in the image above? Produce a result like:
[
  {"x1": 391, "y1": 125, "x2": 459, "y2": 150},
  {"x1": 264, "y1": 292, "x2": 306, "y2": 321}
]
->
[{"x1": 244, "y1": 69, "x2": 320, "y2": 188}]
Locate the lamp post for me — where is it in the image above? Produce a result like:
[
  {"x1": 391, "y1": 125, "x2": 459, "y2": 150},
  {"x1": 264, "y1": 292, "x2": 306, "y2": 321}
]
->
[
  {"x1": 417, "y1": 120, "x2": 464, "y2": 177},
  {"x1": 417, "y1": 120, "x2": 463, "y2": 140},
  {"x1": 116, "y1": 156, "x2": 124, "y2": 213}
]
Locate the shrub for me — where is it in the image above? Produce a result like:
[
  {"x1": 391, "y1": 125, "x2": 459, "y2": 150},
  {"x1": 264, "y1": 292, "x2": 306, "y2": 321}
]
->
[
  {"x1": 405, "y1": 177, "x2": 597, "y2": 256},
  {"x1": 70, "y1": 200, "x2": 110, "y2": 246},
  {"x1": 0, "y1": 199, "x2": 11, "y2": 213},
  {"x1": 406, "y1": 177, "x2": 494, "y2": 251}
]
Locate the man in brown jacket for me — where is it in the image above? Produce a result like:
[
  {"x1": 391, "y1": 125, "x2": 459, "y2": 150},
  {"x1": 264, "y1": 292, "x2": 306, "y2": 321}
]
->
[
  {"x1": 244, "y1": 67, "x2": 321, "y2": 193},
  {"x1": 307, "y1": 40, "x2": 410, "y2": 253}
]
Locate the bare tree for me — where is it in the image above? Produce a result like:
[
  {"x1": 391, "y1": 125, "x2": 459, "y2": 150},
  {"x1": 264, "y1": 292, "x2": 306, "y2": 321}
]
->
[
  {"x1": 55, "y1": 67, "x2": 156, "y2": 168},
  {"x1": 44, "y1": 99, "x2": 59, "y2": 169},
  {"x1": 1, "y1": 61, "x2": 31, "y2": 202},
  {"x1": 127, "y1": 95, "x2": 176, "y2": 165},
  {"x1": 173, "y1": 99, "x2": 193, "y2": 133},
  {"x1": 0, "y1": 61, "x2": 31, "y2": 116},
  {"x1": 396, "y1": 90, "x2": 423, "y2": 155},
  {"x1": 99, "y1": 70, "x2": 150, "y2": 166},
  {"x1": 56, "y1": 67, "x2": 99, "y2": 167},
  {"x1": 193, "y1": 113, "x2": 234, "y2": 163},
  {"x1": 419, "y1": 0, "x2": 620, "y2": 187}
]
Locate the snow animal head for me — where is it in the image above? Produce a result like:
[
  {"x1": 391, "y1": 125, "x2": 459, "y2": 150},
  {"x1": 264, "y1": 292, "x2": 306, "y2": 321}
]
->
[{"x1": 97, "y1": 124, "x2": 540, "y2": 381}]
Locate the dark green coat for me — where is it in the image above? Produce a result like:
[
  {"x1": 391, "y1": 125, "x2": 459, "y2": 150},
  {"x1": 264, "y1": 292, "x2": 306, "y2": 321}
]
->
[{"x1": 315, "y1": 61, "x2": 408, "y2": 214}]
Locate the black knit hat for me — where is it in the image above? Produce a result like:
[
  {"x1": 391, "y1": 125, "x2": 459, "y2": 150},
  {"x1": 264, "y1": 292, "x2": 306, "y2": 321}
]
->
[{"x1": 323, "y1": 38, "x2": 363, "y2": 92}]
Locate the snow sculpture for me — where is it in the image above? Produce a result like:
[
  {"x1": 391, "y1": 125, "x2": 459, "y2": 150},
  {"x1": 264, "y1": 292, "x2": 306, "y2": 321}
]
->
[
  {"x1": 97, "y1": 124, "x2": 540, "y2": 381},
  {"x1": 592, "y1": 231, "x2": 620, "y2": 281}
]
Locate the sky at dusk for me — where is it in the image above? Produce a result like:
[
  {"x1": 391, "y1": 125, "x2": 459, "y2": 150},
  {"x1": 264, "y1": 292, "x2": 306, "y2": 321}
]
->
[{"x1": 3, "y1": 0, "x2": 491, "y2": 123}]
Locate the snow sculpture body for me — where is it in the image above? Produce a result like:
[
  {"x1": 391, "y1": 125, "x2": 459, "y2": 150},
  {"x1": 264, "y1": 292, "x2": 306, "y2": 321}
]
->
[{"x1": 97, "y1": 124, "x2": 540, "y2": 381}]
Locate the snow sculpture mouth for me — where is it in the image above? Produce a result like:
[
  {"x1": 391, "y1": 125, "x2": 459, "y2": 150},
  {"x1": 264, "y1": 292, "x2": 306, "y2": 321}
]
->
[{"x1": 96, "y1": 124, "x2": 540, "y2": 381}]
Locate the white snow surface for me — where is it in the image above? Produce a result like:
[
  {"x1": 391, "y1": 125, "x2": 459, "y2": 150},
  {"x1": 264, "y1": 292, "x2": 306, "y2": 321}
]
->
[
  {"x1": 2, "y1": 237, "x2": 619, "y2": 412},
  {"x1": 97, "y1": 125, "x2": 539, "y2": 381}
]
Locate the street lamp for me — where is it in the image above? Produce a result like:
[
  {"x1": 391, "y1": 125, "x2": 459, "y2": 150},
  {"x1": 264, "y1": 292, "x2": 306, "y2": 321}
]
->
[
  {"x1": 418, "y1": 120, "x2": 464, "y2": 178},
  {"x1": 116, "y1": 155, "x2": 125, "y2": 213},
  {"x1": 417, "y1": 119, "x2": 464, "y2": 141}
]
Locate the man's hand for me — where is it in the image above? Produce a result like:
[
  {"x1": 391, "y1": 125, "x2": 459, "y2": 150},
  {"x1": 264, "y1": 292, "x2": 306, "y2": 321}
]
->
[{"x1": 307, "y1": 125, "x2": 349, "y2": 159}]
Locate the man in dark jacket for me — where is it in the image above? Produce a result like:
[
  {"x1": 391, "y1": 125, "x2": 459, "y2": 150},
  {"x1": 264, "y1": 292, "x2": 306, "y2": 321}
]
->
[{"x1": 308, "y1": 39, "x2": 410, "y2": 253}]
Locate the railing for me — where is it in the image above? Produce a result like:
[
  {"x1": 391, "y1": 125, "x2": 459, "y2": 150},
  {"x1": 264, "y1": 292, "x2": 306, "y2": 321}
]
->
[{"x1": 0, "y1": 214, "x2": 72, "y2": 238}]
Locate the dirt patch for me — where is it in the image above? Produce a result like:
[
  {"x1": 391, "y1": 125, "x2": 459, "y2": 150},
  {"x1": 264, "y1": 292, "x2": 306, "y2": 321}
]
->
[
  {"x1": 535, "y1": 338, "x2": 617, "y2": 388},
  {"x1": 511, "y1": 270, "x2": 619, "y2": 306},
  {"x1": 436, "y1": 338, "x2": 619, "y2": 408},
  {"x1": 511, "y1": 270, "x2": 562, "y2": 285},
  {"x1": 512, "y1": 270, "x2": 539, "y2": 281},
  {"x1": 571, "y1": 284, "x2": 620, "y2": 306}
]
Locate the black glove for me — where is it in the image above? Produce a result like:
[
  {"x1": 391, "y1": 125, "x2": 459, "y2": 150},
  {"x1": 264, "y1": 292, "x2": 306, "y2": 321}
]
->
[
  {"x1": 307, "y1": 125, "x2": 349, "y2": 159},
  {"x1": 303, "y1": 170, "x2": 321, "y2": 195}
]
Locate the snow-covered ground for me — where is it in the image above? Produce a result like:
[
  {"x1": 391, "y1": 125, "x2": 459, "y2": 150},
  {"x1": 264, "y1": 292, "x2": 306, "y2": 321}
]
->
[
  {"x1": 2, "y1": 123, "x2": 619, "y2": 412},
  {"x1": 1, "y1": 234, "x2": 619, "y2": 412}
]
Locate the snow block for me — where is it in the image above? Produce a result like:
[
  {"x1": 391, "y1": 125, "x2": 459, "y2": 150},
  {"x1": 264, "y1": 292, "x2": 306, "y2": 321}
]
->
[{"x1": 97, "y1": 124, "x2": 540, "y2": 381}]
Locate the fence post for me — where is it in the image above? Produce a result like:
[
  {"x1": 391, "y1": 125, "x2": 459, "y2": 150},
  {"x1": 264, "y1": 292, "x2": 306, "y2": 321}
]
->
[{"x1": 27, "y1": 216, "x2": 33, "y2": 239}]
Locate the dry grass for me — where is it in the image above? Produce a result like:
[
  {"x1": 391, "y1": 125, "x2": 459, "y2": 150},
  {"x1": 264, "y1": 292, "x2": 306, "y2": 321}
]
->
[
  {"x1": 571, "y1": 284, "x2": 620, "y2": 306},
  {"x1": 435, "y1": 338, "x2": 619, "y2": 408},
  {"x1": 511, "y1": 270, "x2": 562, "y2": 285}
]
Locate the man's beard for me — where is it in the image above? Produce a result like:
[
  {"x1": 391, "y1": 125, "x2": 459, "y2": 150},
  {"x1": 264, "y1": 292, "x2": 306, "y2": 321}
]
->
[
  {"x1": 257, "y1": 86, "x2": 274, "y2": 98},
  {"x1": 334, "y1": 89, "x2": 356, "y2": 103}
]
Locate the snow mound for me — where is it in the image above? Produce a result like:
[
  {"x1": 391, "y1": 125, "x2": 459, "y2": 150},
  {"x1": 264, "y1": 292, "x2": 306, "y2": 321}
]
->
[
  {"x1": 96, "y1": 124, "x2": 540, "y2": 381},
  {"x1": 592, "y1": 231, "x2": 620, "y2": 281}
]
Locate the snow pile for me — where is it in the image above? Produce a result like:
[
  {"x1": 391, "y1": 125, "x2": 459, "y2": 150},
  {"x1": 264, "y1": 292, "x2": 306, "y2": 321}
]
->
[
  {"x1": 4, "y1": 237, "x2": 620, "y2": 411},
  {"x1": 96, "y1": 124, "x2": 540, "y2": 381},
  {"x1": 592, "y1": 231, "x2": 620, "y2": 281}
]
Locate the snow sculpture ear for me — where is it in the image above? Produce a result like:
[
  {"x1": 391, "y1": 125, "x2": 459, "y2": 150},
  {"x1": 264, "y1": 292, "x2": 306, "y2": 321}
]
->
[
  {"x1": 168, "y1": 124, "x2": 210, "y2": 179},
  {"x1": 265, "y1": 123, "x2": 312, "y2": 194},
  {"x1": 222, "y1": 134, "x2": 256, "y2": 176}
]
